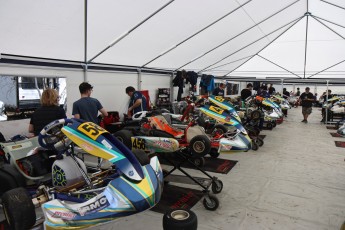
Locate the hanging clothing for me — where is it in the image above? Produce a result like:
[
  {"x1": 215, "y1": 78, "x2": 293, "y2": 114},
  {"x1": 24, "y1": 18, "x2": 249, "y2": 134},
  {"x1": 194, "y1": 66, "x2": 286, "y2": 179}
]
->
[{"x1": 186, "y1": 71, "x2": 198, "y2": 92}]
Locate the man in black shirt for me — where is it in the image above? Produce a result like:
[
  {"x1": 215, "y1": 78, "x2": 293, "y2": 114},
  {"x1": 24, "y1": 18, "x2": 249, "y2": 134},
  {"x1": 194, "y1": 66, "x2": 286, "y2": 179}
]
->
[
  {"x1": 212, "y1": 83, "x2": 225, "y2": 97},
  {"x1": 241, "y1": 83, "x2": 253, "y2": 100},
  {"x1": 299, "y1": 87, "x2": 314, "y2": 123}
]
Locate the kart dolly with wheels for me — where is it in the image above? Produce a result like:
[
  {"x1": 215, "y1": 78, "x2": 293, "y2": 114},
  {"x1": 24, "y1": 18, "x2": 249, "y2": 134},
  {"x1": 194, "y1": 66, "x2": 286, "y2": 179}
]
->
[{"x1": 159, "y1": 148, "x2": 223, "y2": 211}]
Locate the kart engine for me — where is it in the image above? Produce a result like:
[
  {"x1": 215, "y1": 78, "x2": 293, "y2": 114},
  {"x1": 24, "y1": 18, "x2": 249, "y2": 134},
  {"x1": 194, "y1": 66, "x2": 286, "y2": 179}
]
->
[{"x1": 52, "y1": 155, "x2": 87, "y2": 189}]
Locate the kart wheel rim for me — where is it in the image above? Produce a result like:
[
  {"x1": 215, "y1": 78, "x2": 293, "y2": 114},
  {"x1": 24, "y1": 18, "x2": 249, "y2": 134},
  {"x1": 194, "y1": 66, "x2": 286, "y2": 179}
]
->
[
  {"x1": 171, "y1": 210, "x2": 190, "y2": 220},
  {"x1": 193, "y1": 141, "x2": 205, "y2": 153}
]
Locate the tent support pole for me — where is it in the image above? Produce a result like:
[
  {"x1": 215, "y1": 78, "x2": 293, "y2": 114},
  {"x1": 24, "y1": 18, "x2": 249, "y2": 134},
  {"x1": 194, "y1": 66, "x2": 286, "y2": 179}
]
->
[
  {"x1": 303, "y1": 12, "x2": 310, "y2": 79},
  {"x1": 170, "y1": 72, "x2": 174, "y2": 103},
  {"x1": 311, "y1": 15, "x2": 345, "y2": 40},
  {"x1": 137, "y1": 69, "x2": 142, "y2": 91},
  {"x1": 325, "y1": 80, "x2": 329, "y2": 124},
  {"x1": 84, "y1": 64, "x2": 88, "y2": 82},
  {"x1": 320, "y1": 0, "x2": 345, "y2": 10},
  {"x1": 281, "y1": 79, "x2": 284, "y2": 94}
]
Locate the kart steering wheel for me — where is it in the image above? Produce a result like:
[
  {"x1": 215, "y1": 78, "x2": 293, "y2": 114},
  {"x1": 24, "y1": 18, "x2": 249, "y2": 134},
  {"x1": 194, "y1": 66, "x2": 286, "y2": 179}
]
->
[{"x1": 38, "y1": 118, "x2": 73, "y2": 150}]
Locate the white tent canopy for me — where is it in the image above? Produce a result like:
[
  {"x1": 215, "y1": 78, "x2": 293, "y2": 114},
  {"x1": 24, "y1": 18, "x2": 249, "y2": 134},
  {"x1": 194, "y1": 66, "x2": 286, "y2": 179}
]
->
[{"x1": 0, "y1": 0, "x2": 345, "y2": 80}]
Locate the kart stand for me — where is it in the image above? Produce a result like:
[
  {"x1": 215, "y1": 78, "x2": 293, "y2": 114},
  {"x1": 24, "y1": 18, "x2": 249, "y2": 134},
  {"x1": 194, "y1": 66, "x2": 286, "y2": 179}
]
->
[{"x1": 158, "y1": 150, "x2": 223, "y2": 211}]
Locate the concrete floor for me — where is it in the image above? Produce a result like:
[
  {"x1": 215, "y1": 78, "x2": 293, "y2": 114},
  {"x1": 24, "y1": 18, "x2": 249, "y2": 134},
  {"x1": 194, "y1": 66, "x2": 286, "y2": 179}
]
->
[
  {"x1": 1, "y1": 107, "x2": 345, "y2": 229},
  {"x1": 94, "y1": 107, "x2": 345, "y2": 230}
]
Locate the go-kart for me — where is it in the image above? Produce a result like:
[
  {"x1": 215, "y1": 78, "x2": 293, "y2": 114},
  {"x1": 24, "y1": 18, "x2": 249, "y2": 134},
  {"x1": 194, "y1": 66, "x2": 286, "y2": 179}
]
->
[
  {"x1": 198, "y1": 104, "x2": 253, "y2": 152},
  {"x1": 1, "y1": 118, "x2": 163, "y2": 229}
]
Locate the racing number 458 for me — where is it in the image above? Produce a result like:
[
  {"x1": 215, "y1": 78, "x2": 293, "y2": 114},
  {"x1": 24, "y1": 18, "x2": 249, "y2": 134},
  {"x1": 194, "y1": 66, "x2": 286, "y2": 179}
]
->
[{"x1": 132, "y1": 138, "x2": 146, "y2": 150}]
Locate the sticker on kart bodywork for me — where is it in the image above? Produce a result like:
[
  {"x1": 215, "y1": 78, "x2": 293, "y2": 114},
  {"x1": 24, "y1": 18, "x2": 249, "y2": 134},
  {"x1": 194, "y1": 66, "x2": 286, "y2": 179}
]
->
[
  {"x1": 132, "y1": 137, "x2": 146, "y2": 150},
  {"x1": 209, "y1": 106, "x2": 224, "y2": 114},
  {"x1": 77, "y1": 122, "x2": 108, "y2": 140}
]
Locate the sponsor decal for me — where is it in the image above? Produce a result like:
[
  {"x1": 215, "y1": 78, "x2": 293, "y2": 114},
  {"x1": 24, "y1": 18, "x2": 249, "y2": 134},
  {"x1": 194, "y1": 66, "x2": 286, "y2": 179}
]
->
[
  {"x1": 77, "y1": 122, "x2": 108, "y2": 140},
  {"x1": 209, "y1": 106, "x2": 224, "y2": 114},
  {"x1": 214, "y1": 96, "x2": 225, "y2": 102},
  {"x1": 11, "y1": 145, "x2": 22, "y2": 149},
  {"x1": 78, "y1": 195, "x2": 109, "y2": 216},
  {"x1": 52, "y1": 211, "x2": 76, "y2": 220},
  {"x1": 80, "y1": 143, "x2": 94, "y2": 152},
  {"x1": 154, "y1": 139, "x2": 173, "y2": 149},
  {"x1": 101, "y1": 139, "x2": 112, "y2": 150}
]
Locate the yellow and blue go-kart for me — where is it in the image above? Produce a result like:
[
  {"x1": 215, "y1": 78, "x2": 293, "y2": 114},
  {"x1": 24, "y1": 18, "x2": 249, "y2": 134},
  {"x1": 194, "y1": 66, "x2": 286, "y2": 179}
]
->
[{"x1": 1, "y1": 118, "x2": 163, "y2": 229}]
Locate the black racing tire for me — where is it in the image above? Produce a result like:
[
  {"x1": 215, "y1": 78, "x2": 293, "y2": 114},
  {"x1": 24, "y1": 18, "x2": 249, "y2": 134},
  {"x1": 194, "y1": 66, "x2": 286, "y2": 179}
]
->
[
  {"x1": 211, "y1": 179, "x2": 223, "y2": 194},
  {"x1": 193, "y1": 157, "x2": 205, "y2": 167},
  {"x1": 211, "y1": 124, "x2": 228, "y2": 136},
  {"x1": 189, "y1": 135, "x2": 211, "y2": 158},
  {"x1": 266, "y1": 123, "x2": 273, "y2": 130},
  {"x1": 0, "y1": 165, "x2": 26, "y2": 197},
  {"x1": 209, "y1": 148, "x2": 220, "y2": 158},
  {"x1": 149, "y1": 129, "x2": 174, "y2": 138},
  {"x1": 250, "y1": 110, "x2": 261, "y2": 120},
  {"x1": 131, "y1": 149, "x2": 150, "y2": 166},
  {"x1": 113, "y1": 130, "x2": 133, "y2": 149},
  {"x1": 251, "y1": 142, "x2": 259, "y2": 151},
  {"x1": 272, "y1": 121, "x2": 277, "y2": 128},
  {"x1": 256, "y1": 137, "x2": 264, "y2": 147},
  {"x1": 2, "y1": 187, "x2": 36, "y2": 230},
  {"x1": 203, "y1": 195, "x2": 219, "y2": 211},
  {"x1": 163, "y1": 209, "x2": 198, "y2": 230}
]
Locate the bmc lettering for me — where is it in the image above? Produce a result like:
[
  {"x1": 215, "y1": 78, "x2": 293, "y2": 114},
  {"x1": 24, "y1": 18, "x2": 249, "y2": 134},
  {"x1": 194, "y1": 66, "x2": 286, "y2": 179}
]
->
[{"x1": 78, "y1": 196, "x2": 109, "y2": 216}]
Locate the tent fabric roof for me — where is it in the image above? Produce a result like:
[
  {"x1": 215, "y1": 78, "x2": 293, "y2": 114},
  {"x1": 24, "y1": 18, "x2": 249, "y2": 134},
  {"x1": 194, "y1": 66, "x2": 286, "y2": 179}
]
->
[{"x1": 0, "y1": 0, "x2": 345, "y2": 80}]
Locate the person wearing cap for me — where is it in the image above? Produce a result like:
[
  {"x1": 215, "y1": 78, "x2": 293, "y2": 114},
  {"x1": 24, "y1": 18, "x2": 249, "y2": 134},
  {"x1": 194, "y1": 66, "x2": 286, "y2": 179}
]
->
[
  {"x1": 299, "y1": 87, "x2": 314, "y2": 123},
  {"x1": 126, "y1": 86, "x2": 147, "y2": 117},
  {"x1": 212, "y1": 83, "x2": 226, "y2": 97},
  {"x1": 72, "y1": 82, "x2": 108, "y2": 124}
]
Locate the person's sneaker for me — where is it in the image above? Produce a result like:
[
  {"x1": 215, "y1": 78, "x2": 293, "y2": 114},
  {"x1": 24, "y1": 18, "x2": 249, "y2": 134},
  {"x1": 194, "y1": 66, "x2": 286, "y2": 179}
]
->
[
  {"x1": 301, "y1": 119, "x2": 306, "y2": 122},
  {"x1": 304, "y1": 120, "x2": 308, "y2": 123}
]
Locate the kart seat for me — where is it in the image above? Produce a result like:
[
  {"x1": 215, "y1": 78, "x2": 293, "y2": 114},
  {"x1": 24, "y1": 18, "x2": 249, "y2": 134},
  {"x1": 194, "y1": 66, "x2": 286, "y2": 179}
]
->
[{"x1": 148, "y1": 116, "x2": 184, "y2": 138}]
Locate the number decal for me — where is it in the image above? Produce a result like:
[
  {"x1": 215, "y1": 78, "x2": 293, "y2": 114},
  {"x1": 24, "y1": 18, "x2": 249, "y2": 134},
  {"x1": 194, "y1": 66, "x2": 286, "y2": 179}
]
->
[
  {"x1": 214, "y1": 96, "x2": 224, "y2": 102},
  {"x1": 77, "y1": 122, "x2": 108, "y2": 140},
  {"x1": 209, "y1": 106, "x2": 224, "y2": 114},
  {"x1": 131, "y1": 138, "x2": 146, "y2": 150}
]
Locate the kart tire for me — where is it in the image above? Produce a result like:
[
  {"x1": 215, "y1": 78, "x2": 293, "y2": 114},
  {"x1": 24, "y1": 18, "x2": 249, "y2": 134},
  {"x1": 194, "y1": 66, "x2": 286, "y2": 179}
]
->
[
  {"x1": 209, "y1": 148, "x2": 220, "y2": 158},
  {"x1": 256, "y1": 137, "x2": 264, "y2": 147},
  {"x1": 266, "y1": 123, "x2": 273, "y2": 130},
  {"x1": 211, "y1": 179, "x2": 223, "y2": 194},
  {"x1": 113, "y1": 130, "x2": 133, "y2": 149},
  {"x1": 132, "y1": 149, "x2": 150, "y2": 166},
  {"x1": 163, "y1": 209, "x2": 197, "y2": 230},
  {"x1": 2, "y1": 187, "x2": 36, "y2": 230},
  {"x1": 190, "y1": 135, "x2": 211, "y2": 158},
  {"x1": 250, "y1": 110, "x2": 261, "y2": 120},
  {"x1": 203, "y1": 195, "x2": 219, "y2": 211},
  {"x1": 272, "y1": 121, "x2": 277, "y2": 128},
  {"x1": 211, "y1": 124, "x2": 228, "y2": 136},
  {"x1": 193, "y1": 157, "x2": 205, "y2": 167},
  {"x1": 0, "y1": 165, "x2": 26, "y2": 197},
  {"x1": 149, "y1": 129, "x2": 174, "y2": 138},
  {"x1": 251, "y1": 142, "x2": 259, "y2": 151}
]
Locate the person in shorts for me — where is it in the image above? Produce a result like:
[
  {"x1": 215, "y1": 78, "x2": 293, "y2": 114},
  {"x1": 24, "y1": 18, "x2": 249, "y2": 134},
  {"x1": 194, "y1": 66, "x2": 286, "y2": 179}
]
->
[{"x1": 299, "y1": 87, "x2": 314, "y2": 123}]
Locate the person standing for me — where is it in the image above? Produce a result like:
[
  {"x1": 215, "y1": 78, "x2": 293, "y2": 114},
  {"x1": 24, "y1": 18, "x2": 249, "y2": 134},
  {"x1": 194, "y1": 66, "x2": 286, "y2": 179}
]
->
[
  {"x1": 320, "y1": 90, "x2": 333, "y2": 122},
  {"x1": 29, "y1": 89, "x2": 66, "y2": 136},
  {"x1": 240, "y1": 83, "x2": 253, "y2": 106},
  {"x1": 268, "y1": 84, "x2": 276, "y2": 95},
  {"x1": 296, "y1": 87, "x2": 301, "y2": 96},
  {"x1": 282, "y1": 88, "x2": 290, "y2": 98},
  {"x1": 299, "y1": 87, "x2": 314, "y2": 123},
  {"x1": 72, "y1": 82, "x2": 108, "y2": 124},
  {"x1": 126, "y1": 86, "x2": 147, "y2": 117},
  {"x1": 212, "y1": 83, "x2": 226, "y2": 97}
]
